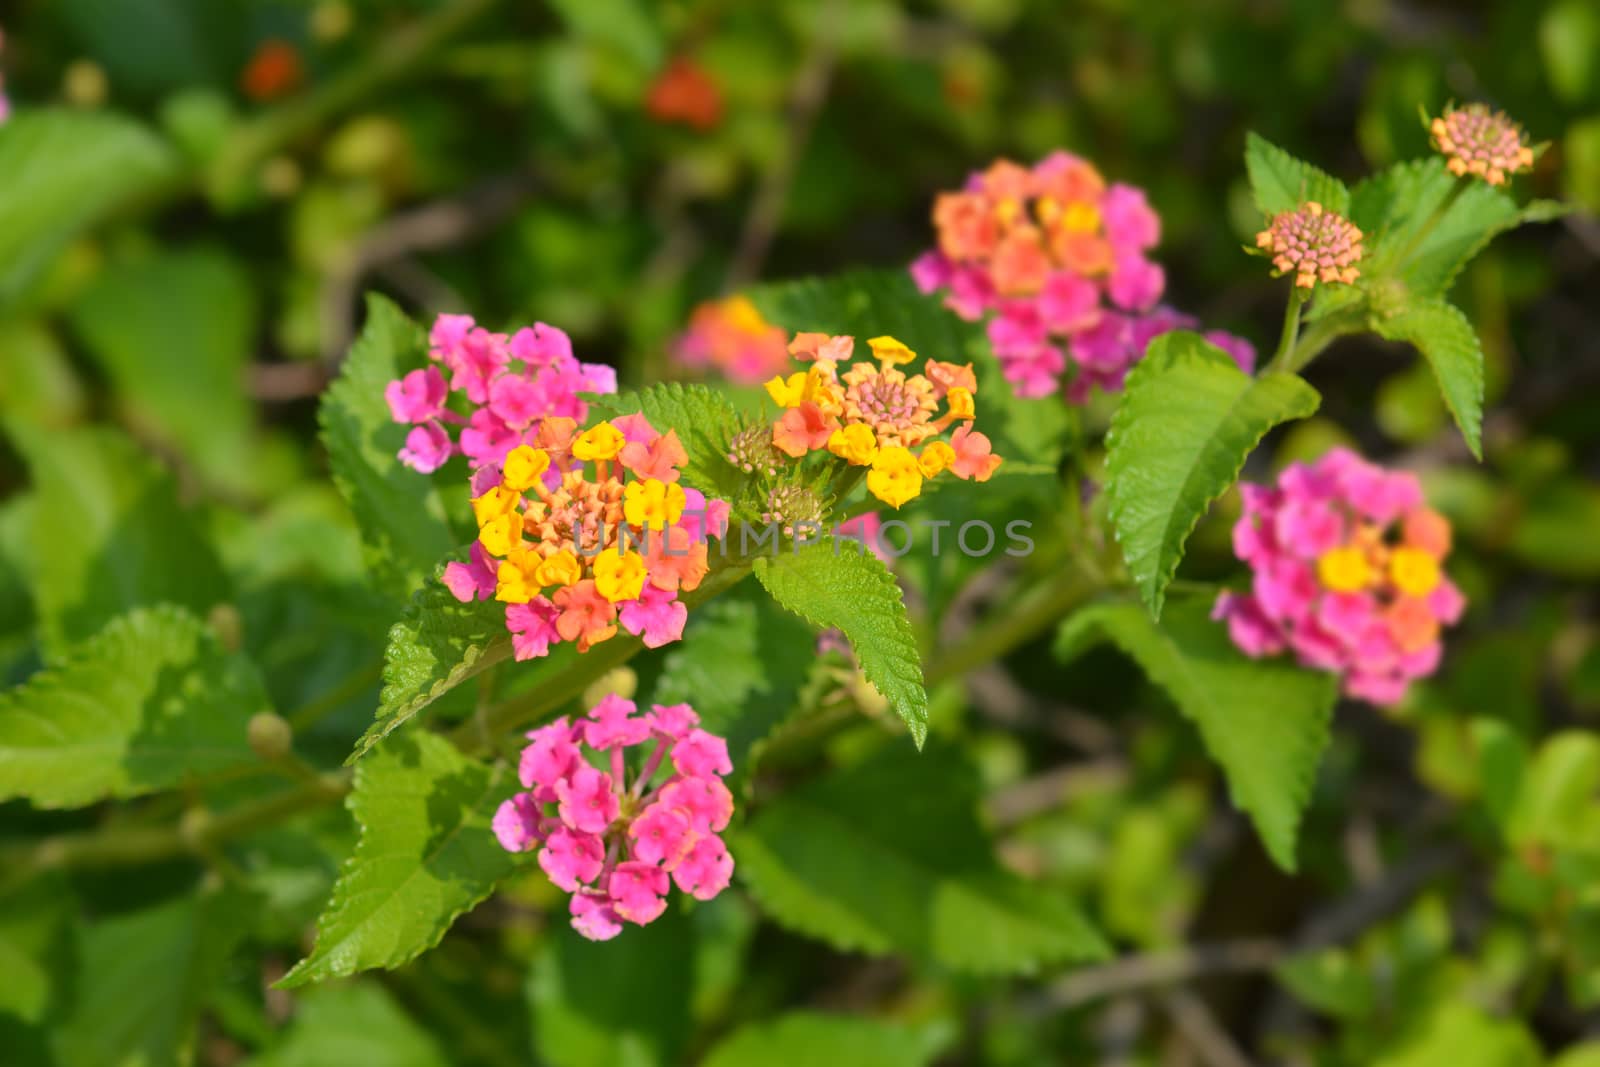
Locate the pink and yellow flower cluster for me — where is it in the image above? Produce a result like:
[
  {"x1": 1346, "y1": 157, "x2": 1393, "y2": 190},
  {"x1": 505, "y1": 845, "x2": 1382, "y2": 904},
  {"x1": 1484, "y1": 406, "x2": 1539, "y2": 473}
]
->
[
  {"x1": 1213, "y1": 449, "x2": 1465, "y2": 706},
  {"x1": 443, "y1": 415, "x2": 730, "y2": 657},
  {"x1": 1430, "y1": 104, "x2": 1534, "y2": 187},
  {"x1": 494, "y1": 696, "x2": 734, "y2": 941},
  {"x1": 762, "y1": 332, "x2": 1002, "y2": 508},
  {"x1": 385, "y1": 314, "x2": 617, "y2": 474},
  {"x1": 671, "y1": 296, "x2": 791, "y2": 385},
  {"x1": 1255, "y1": 201, "x2": 1364, "y2": 289},
  {"x1": 912, "y1": 153, "x2": 1253, "y2": 400}
]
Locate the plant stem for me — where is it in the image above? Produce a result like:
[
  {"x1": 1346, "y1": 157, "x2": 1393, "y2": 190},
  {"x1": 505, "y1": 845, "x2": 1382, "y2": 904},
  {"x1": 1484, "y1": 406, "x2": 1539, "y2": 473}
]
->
[
  {"x1": 924, "y1": 562, "x2": 1099, "y2": 687},
  {"x1": 1267, "y1": 287, "x2": 1309, "y2": 373}
]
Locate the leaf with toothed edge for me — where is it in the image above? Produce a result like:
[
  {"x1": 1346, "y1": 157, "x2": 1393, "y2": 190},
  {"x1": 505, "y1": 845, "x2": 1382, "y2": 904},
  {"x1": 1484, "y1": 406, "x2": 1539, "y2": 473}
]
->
[
  {"x1": 1373, "y1": 297, "x2": 1485, "y2": 459},
  {"x1": 278, "y1": 731, "x2": 519, "y2": 988},
  {"x1": 1056, "y1": 598, "x2": 1336, "y2": 871},
  {"x1": 1106, "y1": 331, "x2": 1320, "y2": 620},
  {"x1": 1245, "y1": 132, "x2": 1351, "y2": 217},
  {"x1": 752, "y1": 542, "x2": 928, "y2": 745},
  {"x1": 590, "y1": 383, "x2": 744, "y2": 500},
  {"x1": 347, "y1": 559, "x2": 510, "y2": 764}
]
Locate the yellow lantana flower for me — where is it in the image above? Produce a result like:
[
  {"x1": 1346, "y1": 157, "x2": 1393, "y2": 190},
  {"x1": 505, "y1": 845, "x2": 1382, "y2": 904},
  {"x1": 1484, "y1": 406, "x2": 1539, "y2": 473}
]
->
[
  {"x1": 572, "y1": 421, "x2": 626, "y2": 461},
  {"x1": 918, "y1": 440, "x2": 955, "y2": 477},
  {"x1": 471, "y1": 485, "x2": 520, "y2": 527},
  {"x1": 945, "y1": 386, "x2": 976, "y2": 421},
  {"x1": 622, "y1": 478, "x2": 687, "y2": 530},
  {"x1": 534, "y1": 549, "x2": 582, "y2": 589},
  {"x1": 478, "y1": 510, "x2": 524, "y2": 557},
  {"x1": 1388, "y1": 547, "x2": 1441, "y2": 597},
  {"x1": 1317, "y1": 546, "x2": 1372, "y2": 593},
  {"x1": 867, "y1": 335, "x2": 915, "y2": 365},
  {"x1": 827, "y1": 423, "x2": 879, "y2": 466},
  {"x1": 501, "y1": 445, "x2": 551, "y2": 492},
  {"x1": 866, "y1": 446, "x2": 924, "y2": 509},
  {"x1": 593, "y1": 549, "x2": 647, "y2": 603}
]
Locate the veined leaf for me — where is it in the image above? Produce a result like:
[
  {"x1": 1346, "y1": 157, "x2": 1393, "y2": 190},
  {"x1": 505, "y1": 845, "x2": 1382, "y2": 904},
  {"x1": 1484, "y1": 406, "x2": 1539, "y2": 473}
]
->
[
  {"x1": 0, "y1": 605, "x2": 266, "y2": 809},
  {"x1": 752, "y1": 542, "x2": 928, "y2": 745},
  {"x1": 243, "y1": 982, "x2": 449, "y2": 1067},
  {"x1": 279, "y1": 731, "x2": 518, "y2": 988},
  {"x1": 733, "y1": 743, "x2": 1108, "y2": 973},
  {"x1": 1105, "y1": 331, "x2": 1320, "y2": 619},
  {"x1": 319, "y1": 294, "x2": 457, "y2": 603},
  {"x1": 590, "y1": 382, "x2": 743, "y2": 499},
  {"x1": 1245, "y1": 132, "x2": 1351, "y2": 216},
  {"x1": 1373, "y1": 298, "x2": 1484, "y2": 458},
  {"x1": 1056, "y1": 598, "x2": 1336, "y2": 871},
  {"x1": 8, "y1": 423, "x2": 229, "y2": 659},
  {"x1": 0, "y1": 109, "x2": 180, "y2": 305},
  {"x1": 701, "y1": 1012, "x2": 955, "y2": 1067}
]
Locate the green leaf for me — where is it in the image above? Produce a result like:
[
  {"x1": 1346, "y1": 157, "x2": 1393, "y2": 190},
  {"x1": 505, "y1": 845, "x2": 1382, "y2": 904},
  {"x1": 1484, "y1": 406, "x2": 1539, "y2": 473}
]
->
[
  {"x1": 0, "y1": 878, "x2": 71, "y2": 1024},
  {"x1": 319, "y1": 294, "x2": 458, "y2": 602},
  {"x1": 243, "y1": 982, "x2": 449, "y2": 1067},
  {"x1": 527, "y1": 907, "x2": 693, "y2": 1067},
  {"x1": 701, "y1": 1012, "x2": 955, "y2": 1067},
  {"x1": 347, "y1": 566, "x2": 510, "y2": 764},
  {"x1": 279, "y1": 731, "x2": 518, "y2": 987},
  {"x1": 8, "y1": 422, "x2": 229, "y2": 659},
  {"x1": 591, "y1": 382, "x2": 743, "y2": 499},
  {"x1": 0, "y1": 605, "x2": 267, "y2": 808},
  {"x1": 0, "y1": 109, "x2": 181, "y2": 304},
  {"x1": 1372, "y1": 1002, "x2": 1541, "y2": 1067},
  {"x1": 1056, "y1": 598, "x2": 1336, "y2": 871},
  {"x1": 51, "y1": 887, "x2": 253, "y2": 1067},
  {"x1": 752, "y1": 542, "x2": 928, "y2": 745},
  {"x1": 1244, "y1": 131, "x2": 1350, "y2": 216},
  {"x1": 1105, "y1": 332, "x2": 1320, "y2": 619},
  {"x1": 1506, "y1": 731, "x2": 1600, "y2": 851},
  {"x1": 69, "y1": 246, "x2": 257, "y2": 492},
  {"x1": 651, "y1": 589, "x2": 816, "y2": 786},
  {"x1": 1372, "y1": 297, "x2": 1484, "y2": 459},
  {"x1": 750, "y1": 269, "x2": 982, "y2": 364},
  {"x1": 732, "y1": 743, "x2": 1107, "y2": 973}
]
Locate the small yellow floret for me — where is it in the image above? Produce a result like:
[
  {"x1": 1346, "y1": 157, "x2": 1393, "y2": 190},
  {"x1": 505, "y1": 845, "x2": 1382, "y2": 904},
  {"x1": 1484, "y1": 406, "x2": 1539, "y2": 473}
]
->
[
  {"x1": 1388, "y1": 547, "x2": 1441, "y2": 597},
  {"x1": 471, "y1": 485, "x2": 520, "y2": 527},
  {"x1": 478, "y1": 511, "x2": 524, "y2": 557},
  {"x1": 534, "y1": 549, "x2": 583, "y2": 589},
  {"x1": 1317, "y1": 545, "x2": 1372, "y2": 593},
  {"x1": 866, "y1": 446, "x2": 925, "y2": 509},
  {"x1": 946, "y1": 386, "x2": 976, "y2": 421},
  {"x1": 572, "y1": 421, "x2": 626, "y2": 461},
  {"x1": 867, "y1": 335, "x2": 916, "y2": 366},
  {"x1": 918, "y1": 441, "x2": 955, "y2": 477},
  {"x1": 623, "y1": 479, "x2": 687, "y2": 530},
  {"x1": 501, "y1": 445, "x2": 551, "y2": 492},
  {"x1": 827, "y1": 423, "x2": 879, "y2": 466},
  {"x1": 593, "y1": 549, "x2": 647, "y2": 603}
]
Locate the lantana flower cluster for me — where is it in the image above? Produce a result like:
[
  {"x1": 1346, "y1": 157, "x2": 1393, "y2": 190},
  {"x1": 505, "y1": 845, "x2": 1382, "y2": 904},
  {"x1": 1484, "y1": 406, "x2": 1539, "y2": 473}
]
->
[
  {"x1": 755, "y1": 332, "x2": 1003, "y2": 509},
  {"x1": 493, "y1": 696, "x2": 735, "y2": 941},
  {"x1": 671, "y1": 296, "x2": 790, "y2": 385},
  {"x1": 385, "y1": 313, "x2": 617, "y2": 474},
  {"x1": 911, "y1": 153, "x2": 1253, "y2": 400},
  {"x1": 443, "y1": 417, "x2": 730, "y2": 657},
  {"x1": 1430, "y1": 104, "x2": 1534, "y2": 187},
  {"x1": 1255, "y1": 201, "x2": 1364, "y2": 288},
  {"x1": 1213, "y1": 449, "x2": 1465, "y2": 706}
]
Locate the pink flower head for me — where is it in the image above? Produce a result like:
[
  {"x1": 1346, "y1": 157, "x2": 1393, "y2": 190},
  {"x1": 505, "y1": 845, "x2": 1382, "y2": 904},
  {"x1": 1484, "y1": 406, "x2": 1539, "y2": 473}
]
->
[
  {"x1": 443, "y1": 543, "x2": 498, "y2": 602},
  {"x1": 398, "y1": 422, "x2": 452, "y2": 473},
  {"x1": 510, "y1": 322, "x2": 574, "y2": 368},
  {"x1": 670, "y1": 296, "x2": 792, "y2": 384},
  {"x1": 506, "y1": 597, "x2": 562, "y2": 661},
  {"x1": 584, "y1": 694, "x2": 652, "y2": 750},
  {"x1": 1214, "y1": 448, "x2": 1463, "y2": 705},
  {"x1": 385, "y1": 366, "x2": 448, "y2": 424},
  {"x1": 672, "y1": 729, "x2": 733, "y2": 778},
  {"x1": 538, "y1": 826, "x2": 606, "y2": 891},
  {"x1": 618, "y1": 583, "x2": 689, "y2": 648},
  {"x1": 497, "y1": 696, "x2": 735, "y2": 939},
  {"x1": 678, "y1": 488, "x2": 731, "y2": 543},
  {"x1": 555, "y1": 765, "x2": 620, "y2": 833}
]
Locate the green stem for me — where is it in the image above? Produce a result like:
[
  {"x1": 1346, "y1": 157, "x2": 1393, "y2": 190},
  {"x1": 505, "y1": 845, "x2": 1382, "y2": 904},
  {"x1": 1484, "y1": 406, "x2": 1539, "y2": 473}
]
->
[
  {"x1": 1267, "y1": 287, "x2": 1309, "y2": 373},
  {"x1": 924, "y1": 562, "x2": 1099, "y2": 687},
  {"x1": 206, "y1": 0, "x2": 501, "y2": 200},
  {"x1": 1386, "y1": 177, "x2": 1469, "y2": 271}
]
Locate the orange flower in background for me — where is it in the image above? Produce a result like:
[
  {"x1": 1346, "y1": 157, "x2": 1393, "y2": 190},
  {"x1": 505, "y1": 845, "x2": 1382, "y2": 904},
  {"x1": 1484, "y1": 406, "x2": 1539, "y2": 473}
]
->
[
  {"x1": 646, "y1": 56, "x2": 722, "y2": 132},
  {"x1": 241, "y1": 39, "x2": 303, "y2": 102},
  {"x1": 671, "y1": 296, "x2": 790, "y2": 384}
]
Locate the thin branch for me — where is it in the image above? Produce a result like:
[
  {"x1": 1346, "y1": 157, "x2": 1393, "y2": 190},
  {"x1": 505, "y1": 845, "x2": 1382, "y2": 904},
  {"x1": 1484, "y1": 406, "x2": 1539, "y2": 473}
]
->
[
  {"x1": 1161, "y1": 990, "x2": 1256, "y2": 1067},
  {"x1": 1024, "y1": 940, "x2": 1284, "y2": 1017}
]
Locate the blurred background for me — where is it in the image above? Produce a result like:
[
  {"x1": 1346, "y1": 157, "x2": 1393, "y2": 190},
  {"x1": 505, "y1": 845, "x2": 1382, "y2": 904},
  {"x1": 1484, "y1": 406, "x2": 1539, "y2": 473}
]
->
[{"x1": 2, "y1": 1, "x2": 1599, "y2": 1064}]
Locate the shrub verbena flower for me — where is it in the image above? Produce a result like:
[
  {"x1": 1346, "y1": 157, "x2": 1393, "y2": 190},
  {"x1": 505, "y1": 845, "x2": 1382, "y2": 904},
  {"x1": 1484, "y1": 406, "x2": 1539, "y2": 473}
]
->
[
  {"x1": 670, "y1": 296, "x2": 791, "y2": 385},
  {"x1": 445, "y1": 416, "x2": 731, "y2": 657},
  {"x1": 1255, "y1": 201, "x2": 1364, "y2": 288},
  {"x1": 385, "y1": 313, "x2": 618, "y2": 474},
  {"x1": 1430, "y1": 104, "x2": 1534, "y2": 186},
  {"x1": 912, "y1": 153, "x2": 1253, "y2": 401},
  {"x1": 493, "y1": 696, "x2": 735, "y2": 941},
  {"x1": 759, "y1": 331, "x2": 1003, "y2": 508},
  {"x1": 1213, "y1": 448, "x2": 1465, "y2": 705}
]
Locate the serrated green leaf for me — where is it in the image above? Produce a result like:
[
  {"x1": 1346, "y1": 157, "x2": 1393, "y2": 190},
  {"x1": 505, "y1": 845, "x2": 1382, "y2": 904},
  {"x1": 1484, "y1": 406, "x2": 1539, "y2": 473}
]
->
[
  {"x1": 590, "y1": 382, "x2": 743, "y2": 499},
  {"x1": 8, "y1": 423, "x2": 229, "y2": 659},
  {"x1": 752, "y1": 542, "x2": 928, "y2": 745},
  {"x1": 651, "y1": 589, "x2": 816, "y2": 787},
  {"x1": 319, "y1": 294, "x2": 457, "y2": 602},
  {"x1": 51, "y1": 887, "x2": 253, "y2": 1067},
  {"x1": 1521, "y1": 198, "x2": 1575, "y2": 223},
  {"x1": 1245, "y1": 131, "x2": 1351, "y2": 216},
  {"x1": 1372, "y1": 298, "x2": 1484, "y2": 458},
  {"x1": 700, "y1": 1012, "x2": 954, "y2": 1067},
  {"x1": 733, "y1": 743, "x2": 1107, "y2": 973},
  {"x1": 70, "y1": 246, "x2": 257, "y2": 493},
  {"x1": 347, "y1": 568, "x2": 510, "y2": 764},
  {"x1": 243, "y1": 982, "x2": 449, "y2": 1067},
  {"x1": 0, "y1": 109, "x2": 181, "y2": 304},
  {"x1": 0, "y1": 605, "x2": 267, "y2": 809},
  {"x1": 279, "y1": 731, "x2": 518, "y2": 988},
  {"x1": 527, "y1": 907, "x2": 693, "y2": 1067},
  {"x1": 1055, "y1": 598, "x2": 1335, "y2": 871},
  {"x1": 1105, "y1": 332, "x2": 1320, "y2": 619}
]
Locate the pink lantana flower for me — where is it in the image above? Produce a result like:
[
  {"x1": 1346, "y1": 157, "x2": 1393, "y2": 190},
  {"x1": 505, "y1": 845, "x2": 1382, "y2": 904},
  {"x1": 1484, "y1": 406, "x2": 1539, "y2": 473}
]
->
[
  {"x1": 1213, "y1": 448, "x2": 1465, "y2": 706},
  {"x1": 491, "y1": 696, "x2": 736, "y2": 940}
]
